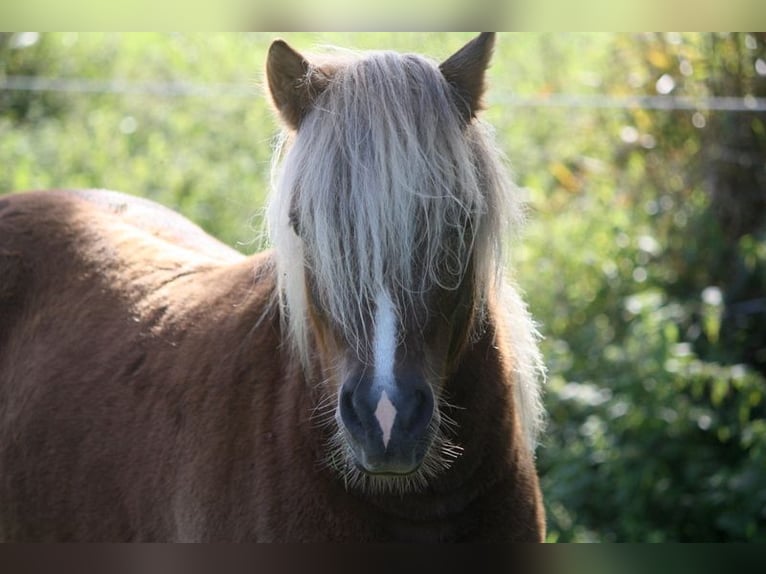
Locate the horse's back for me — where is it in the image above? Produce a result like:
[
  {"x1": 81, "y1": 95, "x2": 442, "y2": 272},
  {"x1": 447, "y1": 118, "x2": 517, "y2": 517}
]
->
[
  {"x1": 0, "y1": 189, "x2": 242, "y2": 264},
  {"x1": 0, "y1": 189, "x2": 245, "y2": 353},
  {"x1": 64, "y1": 189, "x2": 243, "y2": 263},
  {"x1": 0, "y1": 189, "x2": 277, "y2": 541}
]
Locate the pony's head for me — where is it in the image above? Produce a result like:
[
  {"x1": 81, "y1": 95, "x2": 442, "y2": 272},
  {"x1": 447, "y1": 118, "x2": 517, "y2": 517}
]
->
[{"x1": 266, "y1": 34, "x2": 535, "y2": 494}]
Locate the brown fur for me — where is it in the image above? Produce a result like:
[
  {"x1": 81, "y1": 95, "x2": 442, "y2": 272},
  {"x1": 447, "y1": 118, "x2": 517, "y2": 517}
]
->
[{"x1": 0, "y1": 189, "x2": 544, "y2": 541}]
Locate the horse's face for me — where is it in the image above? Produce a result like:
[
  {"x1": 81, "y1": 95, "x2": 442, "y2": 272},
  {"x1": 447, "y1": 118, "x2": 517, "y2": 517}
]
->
[
  {"x1": 305, "y1": 270, "x2": 476, "y2": 481},
  {"x1": 267, "y1": 34, "x2": 496, "y2": 492}
]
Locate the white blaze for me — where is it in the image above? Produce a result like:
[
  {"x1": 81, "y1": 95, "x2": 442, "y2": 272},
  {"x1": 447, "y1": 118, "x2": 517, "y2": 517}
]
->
[
  {"x1": 373, "y1": 290, "x2": 397, "y2": 382},
  {"x1": 373, "y1": 290, "x2": 398, "y2": 448}
]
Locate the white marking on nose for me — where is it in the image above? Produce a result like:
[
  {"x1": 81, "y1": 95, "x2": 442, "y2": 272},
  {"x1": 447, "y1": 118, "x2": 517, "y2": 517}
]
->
[
  {"x1": 372, "y1": 290, "x2": 398, "y2": 448},
  {"x1": 373, "y1": 289, "x2": 397, "y2": 384},
  {"x1": 375, "y1": 390, "x2": 396, "y2": 448}
]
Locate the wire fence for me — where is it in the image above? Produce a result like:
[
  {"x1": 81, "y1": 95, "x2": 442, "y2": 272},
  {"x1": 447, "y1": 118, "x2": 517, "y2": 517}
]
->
[{"x1": 2, "y1": 74, "x2": 766, "y2": 112}]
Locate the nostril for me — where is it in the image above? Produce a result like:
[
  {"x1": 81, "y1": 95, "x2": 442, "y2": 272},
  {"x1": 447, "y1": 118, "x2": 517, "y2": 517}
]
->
[
  {"x1": 339, "y1": 386, "x2": 363, "y2": 434},
  {"x1": 406, "y1": 388, "x2": 434, "y2": 435}
]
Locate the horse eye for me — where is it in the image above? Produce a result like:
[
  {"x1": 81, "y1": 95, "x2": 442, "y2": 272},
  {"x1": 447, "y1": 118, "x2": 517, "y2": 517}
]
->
[{"x1": 289, "y1": 208, "x2": 301, "y2": 237}]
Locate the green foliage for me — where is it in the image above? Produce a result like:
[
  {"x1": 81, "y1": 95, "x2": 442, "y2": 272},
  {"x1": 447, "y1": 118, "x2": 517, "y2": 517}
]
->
[
  {"x1": 0, "y1": 33, "x2": 68, "y2": 122},
  {"x1": 513, "y1": 32, "x2": 766, "y2": 541},
  {"x1": 1, "y1": 33, "x2": 765, "y2": 541}
]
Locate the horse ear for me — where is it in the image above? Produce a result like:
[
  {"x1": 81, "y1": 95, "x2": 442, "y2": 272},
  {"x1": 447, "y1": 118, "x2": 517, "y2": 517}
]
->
[
  {"x1": 266, "y1": 39, "x2": 329, "y2": 130},
  {"x1": 439, "y1": 32, "x2": 496, "y2": 122}
]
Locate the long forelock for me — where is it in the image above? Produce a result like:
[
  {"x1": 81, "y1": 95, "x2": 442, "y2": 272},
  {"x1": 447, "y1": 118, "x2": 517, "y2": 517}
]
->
[{"x1": 268, "y1": 49, "x2": 523, "y2": 366}]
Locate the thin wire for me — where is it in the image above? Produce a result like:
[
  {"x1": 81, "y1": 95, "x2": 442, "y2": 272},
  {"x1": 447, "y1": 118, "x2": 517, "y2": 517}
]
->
[
  {"x1": 0, "y1": 75, "x2": 256, "y2": 98},
  {"x1": 496, "y1": 93, "x2": 766, "y2": 112},
  {"x1": 2, "y1": 74, "x2": 766, "y2": 112}
]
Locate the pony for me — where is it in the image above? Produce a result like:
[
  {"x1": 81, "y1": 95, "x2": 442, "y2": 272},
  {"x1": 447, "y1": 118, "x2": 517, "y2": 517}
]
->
[{"x1": 0, "y1": 33, "x2": 546, "y2": 541}]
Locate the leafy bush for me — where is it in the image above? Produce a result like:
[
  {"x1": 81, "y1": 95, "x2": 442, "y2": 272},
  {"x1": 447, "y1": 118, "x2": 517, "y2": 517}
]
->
[
  {"x1": 0, "y1": 33, "x2": 68, "y2": 122},
  {"x1": 516, "y1": 33, "x2": 766, "y2": 541}
]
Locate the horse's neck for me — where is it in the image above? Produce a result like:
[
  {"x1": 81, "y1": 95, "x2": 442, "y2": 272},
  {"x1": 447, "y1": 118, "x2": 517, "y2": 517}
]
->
[{"x1": 446, "y1": 309, "x2": 520, "y2": 475}]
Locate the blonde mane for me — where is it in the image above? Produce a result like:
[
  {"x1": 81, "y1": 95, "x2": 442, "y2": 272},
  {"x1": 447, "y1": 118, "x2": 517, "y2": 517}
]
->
[{"x1": 267, "y1": 48, "x2": 545, "y2": 449}]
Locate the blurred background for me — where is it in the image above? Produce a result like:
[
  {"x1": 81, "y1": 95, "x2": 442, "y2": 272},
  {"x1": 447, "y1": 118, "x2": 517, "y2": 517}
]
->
[{"x1": 1, "y1": 32, "x2": 764, "y2": 542}]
